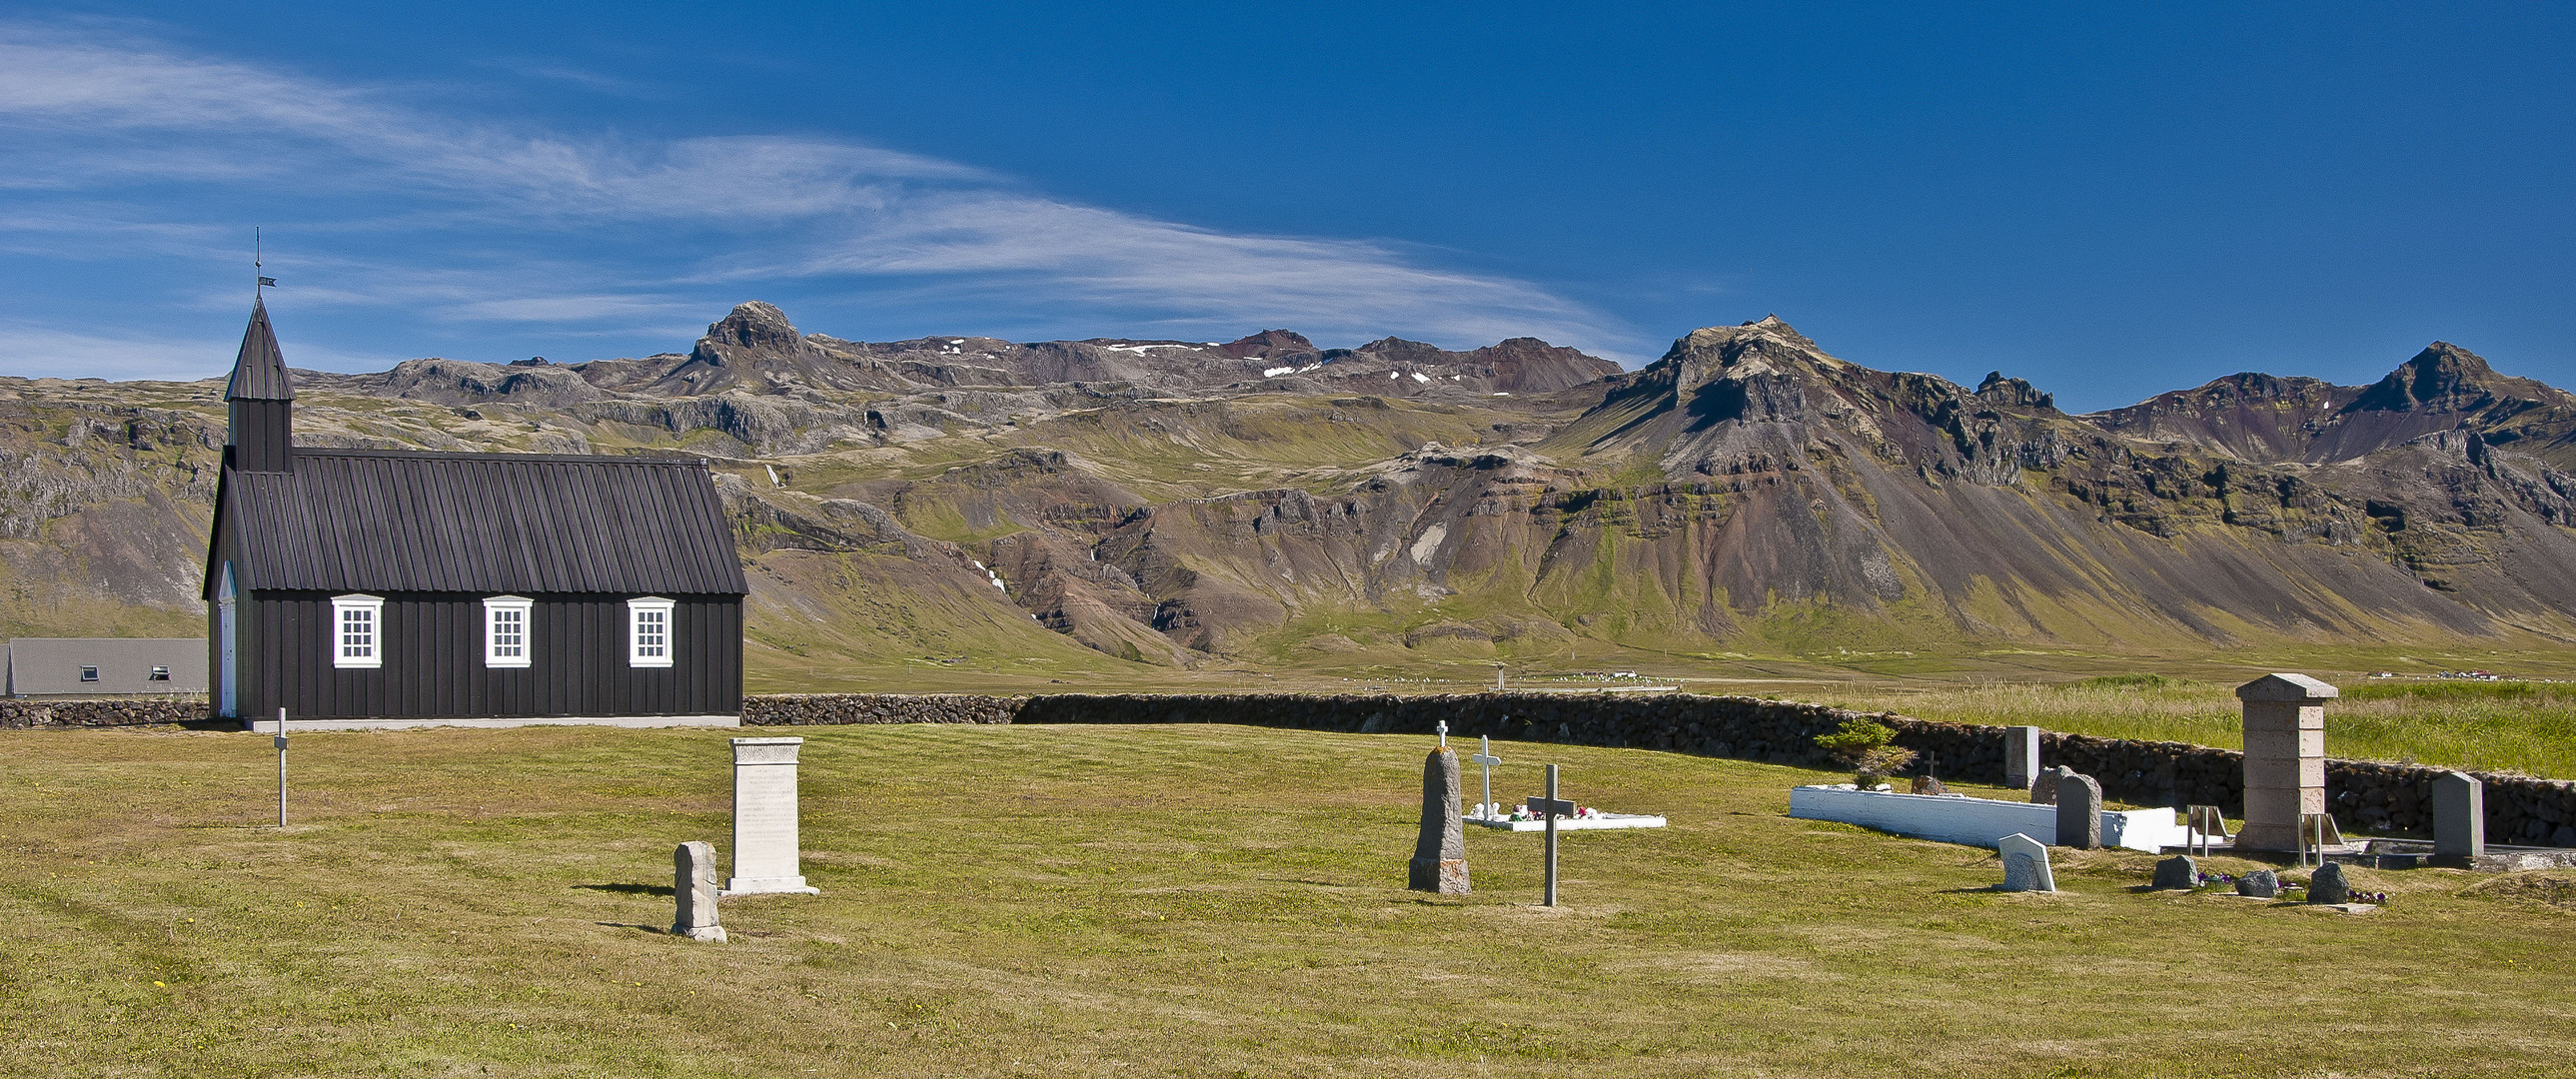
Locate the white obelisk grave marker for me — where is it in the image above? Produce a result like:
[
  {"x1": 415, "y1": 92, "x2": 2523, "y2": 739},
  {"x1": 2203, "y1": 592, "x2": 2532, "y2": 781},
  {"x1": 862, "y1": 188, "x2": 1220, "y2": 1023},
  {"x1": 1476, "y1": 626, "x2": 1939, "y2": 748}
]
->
[{"x1": 724, "y1": 736, "x2": 819, "y2": 896}]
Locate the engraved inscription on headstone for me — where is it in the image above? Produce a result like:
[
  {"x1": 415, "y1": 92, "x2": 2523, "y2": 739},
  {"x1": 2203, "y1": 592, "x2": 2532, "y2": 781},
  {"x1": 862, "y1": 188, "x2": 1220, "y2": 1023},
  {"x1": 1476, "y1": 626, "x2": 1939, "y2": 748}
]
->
[
  {"x1": 672, "y1": 841, "x2": 726, "y2": 942},
  {"x1": 725, "y1": 736, "x2": 820, "y2": 896}
]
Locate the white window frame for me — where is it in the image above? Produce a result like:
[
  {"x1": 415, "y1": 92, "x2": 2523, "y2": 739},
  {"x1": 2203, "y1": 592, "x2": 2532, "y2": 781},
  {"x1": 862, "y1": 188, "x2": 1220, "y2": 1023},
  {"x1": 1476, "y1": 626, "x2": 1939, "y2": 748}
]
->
[
  {"x1": 628, "y1": 596, "x2": 675, "y2": 668},
  {"x1": 331, "y1": 593, "x2": 385, "y2": 669},
  {"x1": 483, "y1": 595, "x2": 534, "y2": 668}
]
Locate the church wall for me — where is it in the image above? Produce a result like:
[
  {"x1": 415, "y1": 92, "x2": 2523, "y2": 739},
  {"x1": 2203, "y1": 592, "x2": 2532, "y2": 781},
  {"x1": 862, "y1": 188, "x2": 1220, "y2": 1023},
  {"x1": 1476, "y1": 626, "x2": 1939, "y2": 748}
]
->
[{"x1": 240, "y1": 590, "x2": 741, "y2": 719}]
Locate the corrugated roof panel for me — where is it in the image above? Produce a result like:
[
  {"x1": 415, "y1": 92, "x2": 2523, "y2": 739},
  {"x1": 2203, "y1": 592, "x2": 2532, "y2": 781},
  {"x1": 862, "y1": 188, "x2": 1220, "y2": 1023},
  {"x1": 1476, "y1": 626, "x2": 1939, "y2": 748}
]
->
[{"x1": 231, "y1": 450, "x2": 745, "y2": 595}]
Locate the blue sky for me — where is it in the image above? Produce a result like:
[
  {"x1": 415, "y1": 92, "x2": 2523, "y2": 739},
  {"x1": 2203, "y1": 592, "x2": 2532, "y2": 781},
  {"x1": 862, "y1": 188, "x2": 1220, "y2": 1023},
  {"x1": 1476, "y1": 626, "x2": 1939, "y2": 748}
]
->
[{"x1": 3, "y1": 3, "x2": 2571, "y2": 411}]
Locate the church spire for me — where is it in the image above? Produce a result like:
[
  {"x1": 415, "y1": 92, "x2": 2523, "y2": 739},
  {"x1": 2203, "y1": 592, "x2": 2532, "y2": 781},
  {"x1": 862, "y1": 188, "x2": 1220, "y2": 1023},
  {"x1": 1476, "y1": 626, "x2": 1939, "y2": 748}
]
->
[{"x1": 224, "y1": 299, "x2": 295, "y2": 471}]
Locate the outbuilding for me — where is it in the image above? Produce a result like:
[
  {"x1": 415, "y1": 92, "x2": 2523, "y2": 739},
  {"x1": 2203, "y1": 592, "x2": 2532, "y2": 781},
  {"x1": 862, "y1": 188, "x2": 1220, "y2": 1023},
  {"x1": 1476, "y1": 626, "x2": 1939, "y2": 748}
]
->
[{"x1": 204, "y1": 300, "x2": 747, "y2": 730}]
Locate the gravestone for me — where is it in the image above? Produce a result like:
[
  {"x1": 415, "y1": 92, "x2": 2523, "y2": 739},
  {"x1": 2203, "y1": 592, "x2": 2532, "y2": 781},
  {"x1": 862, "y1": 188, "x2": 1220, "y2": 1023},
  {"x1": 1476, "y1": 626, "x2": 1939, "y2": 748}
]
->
[
  {"x1": 2003, "y1": 726, "x2": 2041, "y2": 791},
  {"x1": 2236, "y1": 869, "x2": 2279, "y2": 898},
  {"x1": 2029, "y1": 764, "x2": 2075, "y2": 805},
  {"x1": 1408, "y1": 744, "x2": 1471, "y2": 894},
  {"x1": 1527, "y1": 765, "x2": 1576, "y2": 906},
  {"x1": 1469, "y1": 736, "x2": 1504, "y2": 818},
  {"x1": 2307, "y1": 861, "x2": 2351, "y2": 905},
  {"x1": 2054, "y1": 772, "x2": 2103, "y2": 849},
  {"x1": 725, "y1": 737, "x2": 820, "y2": 896},
  {"x1": 1997, "y1": 832, "x2": 2055, "y2": 892},
  {"x1": 2433, "y1": 770, "x2": 2486, "y2": 862},
  {"x1": 2152, "y1": 854, "x2": 2198, "y2": 890},
  {"x1": 2236, "y1": 673, "x2": 2336, "y2": 851},
  {"x1": 671, "y1": 841, "x2": 726, "y2": 942}
]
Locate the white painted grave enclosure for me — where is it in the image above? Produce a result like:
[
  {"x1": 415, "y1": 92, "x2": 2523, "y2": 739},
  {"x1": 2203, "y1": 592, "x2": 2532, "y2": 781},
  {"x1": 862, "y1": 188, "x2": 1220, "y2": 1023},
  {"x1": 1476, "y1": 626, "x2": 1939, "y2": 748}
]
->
[{"x1": 1789, "y1": 785, "x2": 2184, "y2": 852}]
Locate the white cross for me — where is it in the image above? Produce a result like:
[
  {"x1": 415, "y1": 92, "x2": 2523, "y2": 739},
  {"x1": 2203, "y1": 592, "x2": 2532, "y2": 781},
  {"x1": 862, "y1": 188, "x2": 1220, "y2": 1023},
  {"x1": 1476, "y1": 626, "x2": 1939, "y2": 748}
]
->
[
  {"x1": 1470, "y1": 735, "x2": 1503, "y2": 818},
  {"x1": 1436, "y1": 719, "x2": 1448, "y2": 749}
]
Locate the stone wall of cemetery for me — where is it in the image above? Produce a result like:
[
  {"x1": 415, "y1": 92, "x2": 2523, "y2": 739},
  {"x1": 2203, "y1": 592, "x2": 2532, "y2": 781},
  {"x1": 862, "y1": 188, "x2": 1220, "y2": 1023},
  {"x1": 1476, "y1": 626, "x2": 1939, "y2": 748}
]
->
[
  {"x1": 740, "y1": 690, "x2": 2576, "y2": 846},
  {"x1": 0, "y1": 697, "x2": 210, "y2": 728},
  {"x1": 7, "y1": 689, "x2": 2567, "y2": 845}
]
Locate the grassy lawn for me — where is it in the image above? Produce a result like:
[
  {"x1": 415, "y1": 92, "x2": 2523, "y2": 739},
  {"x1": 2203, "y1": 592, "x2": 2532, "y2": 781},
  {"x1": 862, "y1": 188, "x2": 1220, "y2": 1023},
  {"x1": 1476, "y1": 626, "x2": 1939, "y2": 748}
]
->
[
  {"x1": 1814, "y1": 675, "x2": 2576, "y2": 778},
  {"x1": 4, "y1": 723, "x2": 2572, "y2": 1077}
]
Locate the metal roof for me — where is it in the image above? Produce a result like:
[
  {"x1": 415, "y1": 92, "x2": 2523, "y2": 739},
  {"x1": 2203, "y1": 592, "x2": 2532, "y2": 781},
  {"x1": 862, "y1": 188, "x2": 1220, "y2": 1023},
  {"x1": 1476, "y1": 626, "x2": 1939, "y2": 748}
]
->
[
  {"x1": 5, "y1": 638, "x2": 207, "y2": 696},
  {"x1": 225, "y1": 449, "x2": 747, "y2": 594},
  {"x1": 224, "y1": 299, "x2": 296, "y2": 402}
]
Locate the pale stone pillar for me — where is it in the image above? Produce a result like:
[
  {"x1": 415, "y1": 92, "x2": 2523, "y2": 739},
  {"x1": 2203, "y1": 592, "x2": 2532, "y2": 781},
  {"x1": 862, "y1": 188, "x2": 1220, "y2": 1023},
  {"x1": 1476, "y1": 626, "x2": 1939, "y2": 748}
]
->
[
  {"x1": 2003, "y1": 726, "x2": 2041, "y2": 791},
  {"x1": 671, "y1": 841, "x2": 726, "y2": 942},
  {"x1": 2235, "y1": 673, "x2": 2336, "y2": 851},
  {"x1": 725, "y1": 736, "x2": 820, "y2": 895}
]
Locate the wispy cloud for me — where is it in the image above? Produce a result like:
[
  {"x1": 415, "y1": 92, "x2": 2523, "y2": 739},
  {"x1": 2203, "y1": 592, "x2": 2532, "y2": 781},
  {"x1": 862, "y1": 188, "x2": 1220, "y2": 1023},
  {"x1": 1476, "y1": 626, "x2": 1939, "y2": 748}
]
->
[
  {"x1": 0, "y1": 323, "x2": 230, "y2": 382},
  {"x1": 0, "y1": 21, "x2": 1639, "y2": 370}
]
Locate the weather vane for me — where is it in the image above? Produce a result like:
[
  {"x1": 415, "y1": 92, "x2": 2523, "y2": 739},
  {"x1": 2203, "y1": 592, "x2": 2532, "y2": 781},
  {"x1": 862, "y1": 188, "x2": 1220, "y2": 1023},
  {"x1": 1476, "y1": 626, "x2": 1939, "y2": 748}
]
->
[{"x1": 255, "y1": 227, "x2": 277, "y2": 297}]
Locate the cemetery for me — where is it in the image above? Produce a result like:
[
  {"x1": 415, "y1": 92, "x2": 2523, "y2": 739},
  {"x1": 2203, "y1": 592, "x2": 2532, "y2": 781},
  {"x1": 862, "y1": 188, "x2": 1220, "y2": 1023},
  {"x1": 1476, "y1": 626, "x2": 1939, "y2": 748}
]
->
[{"x1": 3, "y1": 703, "x2": 2574, "y2": 1078}]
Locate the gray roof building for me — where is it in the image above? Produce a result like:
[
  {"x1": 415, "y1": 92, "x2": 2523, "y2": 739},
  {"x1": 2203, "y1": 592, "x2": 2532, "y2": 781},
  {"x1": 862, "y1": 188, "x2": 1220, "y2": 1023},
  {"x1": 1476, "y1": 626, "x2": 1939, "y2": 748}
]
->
[{"x1": 5, "y1": 638, "x2": 208, "y2": 696}]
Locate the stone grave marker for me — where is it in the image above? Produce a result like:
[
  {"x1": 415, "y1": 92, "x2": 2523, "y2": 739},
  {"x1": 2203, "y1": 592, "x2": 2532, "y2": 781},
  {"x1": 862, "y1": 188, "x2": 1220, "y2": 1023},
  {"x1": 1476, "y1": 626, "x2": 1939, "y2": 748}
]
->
[
  {"x1": 2433, "y1": 770, "x2": 2485, "y2": 862},
  {"x1": 671, "y1": 841, "x2": 726, "y2": 942},
  {"x1": 1408, "y1": 736, "x2": 1471, "y2": 894},
  {"x1": 725, "y1": 737, "x2": 820, "y2": 896},
  {"x1": 1469, "y1": 736, "x2": 1504, "y2": 819},
  {"x1": 2003, "y1": 726, "x2": 2040, "y2": 791},
  {"x1": 2152, "y1": 854, "x2": 2198, "y2": 890},
  {"x1": 2236, "y1": 868, "x2": 2279, "y2": 898},
  {"x1": 2307, "y1": 861, "x2": 2351, "y2": 905},
  {"x1": 2054, "y1": 771, "x2": 2103, "y2": 849},
  {"x1": 2029, "y1": 764, "x2": 2075, "y2": 805},
  {"x1": 1526, "y1": 764, "x2": 1576, "y2": 906},
  {"x1": 1997, "y1": 832, "x2": 2055, "y2": 892},
  {"x1": 2236, "y1": 673, "x2": 2335, "y2": 851}
]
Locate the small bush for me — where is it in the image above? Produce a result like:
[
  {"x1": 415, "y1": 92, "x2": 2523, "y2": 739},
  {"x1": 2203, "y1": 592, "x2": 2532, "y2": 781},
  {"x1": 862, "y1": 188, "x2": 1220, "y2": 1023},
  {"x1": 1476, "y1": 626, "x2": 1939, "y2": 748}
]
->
[{"x1": 1815, "y1": 716, "x2": 1918, "y2": 787}]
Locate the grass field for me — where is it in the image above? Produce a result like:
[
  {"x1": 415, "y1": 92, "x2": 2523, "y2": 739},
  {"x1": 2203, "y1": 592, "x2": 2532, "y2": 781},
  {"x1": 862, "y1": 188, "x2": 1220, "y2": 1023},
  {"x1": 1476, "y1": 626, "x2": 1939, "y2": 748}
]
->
[
  {"x1": 5, "y1": 723, "x2": 2573, "y2": 1077},
  {"x1": 1814, "y1": 675, "x2": 2576, "y2": 778}
]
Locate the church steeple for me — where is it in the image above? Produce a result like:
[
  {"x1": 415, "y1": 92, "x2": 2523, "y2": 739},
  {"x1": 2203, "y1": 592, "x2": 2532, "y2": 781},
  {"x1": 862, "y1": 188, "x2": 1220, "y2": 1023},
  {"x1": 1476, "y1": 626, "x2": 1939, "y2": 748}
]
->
[{"x1": 224, "y1": 298, "x2": 295, "y2": 472}]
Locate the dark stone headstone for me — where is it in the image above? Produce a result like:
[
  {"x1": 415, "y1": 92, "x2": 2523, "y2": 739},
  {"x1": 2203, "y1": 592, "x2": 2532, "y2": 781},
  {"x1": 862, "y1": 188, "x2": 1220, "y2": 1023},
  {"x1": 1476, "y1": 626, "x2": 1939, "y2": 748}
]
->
[
  {"x1": 1408, "y1": 748, "x2": 1470, "y2": 894},
  {"x1": 2307, "y1": 861, "x2": 2351, "y2": 905},
  {"x1": 2152, "y1": 854, "x2": 2198, "y2": 890},
  {"x1": 2029, "y1": 764, "x2": 2075, "y2": 805},
  {"x1": 2433, "y1": 770, "x2": 2485, "y2": 861},
  {"x1": 2236, "y1": 869, "x2": 2279, "y2": 898},
  {"x1": 2054, "y1": 772, "x2": 2103, "y2": 849}
]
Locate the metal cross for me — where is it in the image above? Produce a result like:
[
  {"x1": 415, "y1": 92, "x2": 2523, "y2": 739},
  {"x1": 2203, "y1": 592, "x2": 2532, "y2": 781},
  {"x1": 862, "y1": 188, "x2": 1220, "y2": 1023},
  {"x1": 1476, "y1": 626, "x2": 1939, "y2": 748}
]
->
[
  {"x1": 1525, "y1": 763, "x2": 1576, "y2": 906},
  {"x1": 1435, "y1": 719, "x2": 1448, "y2": 749},
  {"x1": 1469, "y1": 736, "x2": 1503, "y2": 819}
]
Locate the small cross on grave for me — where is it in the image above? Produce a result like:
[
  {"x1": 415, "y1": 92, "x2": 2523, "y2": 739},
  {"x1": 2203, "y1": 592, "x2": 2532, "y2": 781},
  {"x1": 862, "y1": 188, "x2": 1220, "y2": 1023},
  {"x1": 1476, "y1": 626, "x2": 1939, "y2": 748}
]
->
[
  {"x1": 1470, "y1": 735, "x2": 1504, "y2": 819},
  {"x1": 1525, "y1": 763, "x2": 1577, "y2": 906},
  {"x1": 1436, "y1": 719, "x2": 1448, "y2": 749}
]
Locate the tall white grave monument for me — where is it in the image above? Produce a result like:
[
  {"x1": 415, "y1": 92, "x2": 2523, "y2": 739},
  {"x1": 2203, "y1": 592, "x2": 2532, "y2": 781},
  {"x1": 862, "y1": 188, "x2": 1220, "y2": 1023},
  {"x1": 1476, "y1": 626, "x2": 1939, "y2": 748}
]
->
[
  {"x1": 725, "y1": 736, "x2": 820, "y2": 896},
  {"x1": 2236, "y1": 673, "x2": 2335, "y2": 851}
]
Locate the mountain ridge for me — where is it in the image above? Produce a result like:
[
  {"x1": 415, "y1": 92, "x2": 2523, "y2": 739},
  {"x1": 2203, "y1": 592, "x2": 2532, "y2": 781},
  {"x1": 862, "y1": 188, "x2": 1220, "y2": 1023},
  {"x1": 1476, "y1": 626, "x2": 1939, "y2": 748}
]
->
[{"x1": 7, "y1": 303, "x2": 2576, "y2": 684}]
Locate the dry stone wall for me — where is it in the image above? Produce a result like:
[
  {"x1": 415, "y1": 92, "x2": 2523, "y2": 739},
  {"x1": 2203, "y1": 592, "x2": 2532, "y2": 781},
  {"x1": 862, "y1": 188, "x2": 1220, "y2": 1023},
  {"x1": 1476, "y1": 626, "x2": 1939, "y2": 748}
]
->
[
  {"x1": 11, "y1": 690, "x2": 2569, "y2": 845},
  {"x1": 0, "y1": 698, "x2": 209, "y2": 728},
  {"x1": 744, "y1": 690, "x2": 2576, "y2": 847}
]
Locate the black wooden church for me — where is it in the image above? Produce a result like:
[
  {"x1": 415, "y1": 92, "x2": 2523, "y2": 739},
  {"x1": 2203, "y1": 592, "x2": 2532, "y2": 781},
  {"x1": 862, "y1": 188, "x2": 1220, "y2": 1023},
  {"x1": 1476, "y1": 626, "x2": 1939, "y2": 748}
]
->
[{"x1": 205, "y1": 301, "x2": 746, "y2": 728}]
